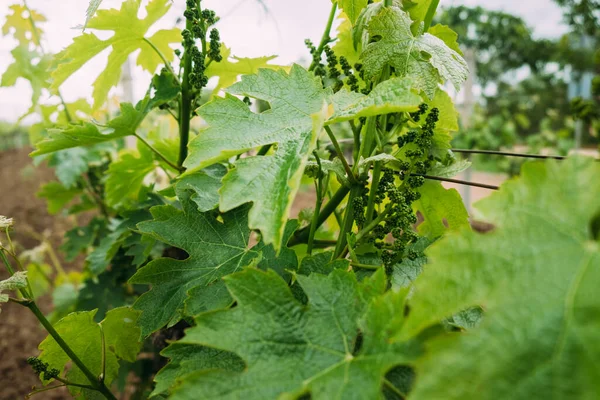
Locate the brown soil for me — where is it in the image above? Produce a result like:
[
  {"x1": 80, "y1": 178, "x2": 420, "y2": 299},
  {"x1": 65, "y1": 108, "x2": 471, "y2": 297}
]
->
[{"x1": 0, "y1": 147, "x2": 71, "y2": 400}]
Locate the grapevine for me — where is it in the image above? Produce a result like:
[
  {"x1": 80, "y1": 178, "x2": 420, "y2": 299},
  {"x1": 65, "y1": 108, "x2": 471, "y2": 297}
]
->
[{"x1": 0, "y1": 1, "x2": 599, "y2": 400}]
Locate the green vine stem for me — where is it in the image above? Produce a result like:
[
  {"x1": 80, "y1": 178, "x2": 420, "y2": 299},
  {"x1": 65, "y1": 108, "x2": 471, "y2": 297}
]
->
[
  {"x1": 134, "y1": 133, "x2": 183, "y2": 172},
  {"x1": 309, "y1": 3, "x2": 338, "y2": 71},
  {"x1": 423, "y1": 0, "x2": 440, "y2": 31},
  {"x1": 324, "y1": 126, "x2": 355, "y2": 181},
  {"x1": 364, "y1": 161, "x2": 382, "y2": 223},
  {"x1": 290, "y1": 185, "x2": 351, "y2": 246},
  {"x1": 26, "y1": 302, "x2": 118, "y2": 400},
  {"x1": 307, "y1": 152, "x2": 326, "y2": 255},
  {"x1": 333, "y1": 185, "x2": 360, "y2": 258}
]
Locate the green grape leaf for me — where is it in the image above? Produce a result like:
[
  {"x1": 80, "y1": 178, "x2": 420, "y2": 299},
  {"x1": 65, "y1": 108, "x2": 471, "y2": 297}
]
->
[
  {"x1": 105, "y1": 143, "x2": 155, "y2": 208},
  {"x1": 61, "y1": 218, "x2": 105, "y2": 261},
  {"x1": 1, "y1": 47, "x2": 51, "y2": 110},
  {"x1": 0, "y1": 271, "x2": 28, "y2": 304},
  {"x1": 2, "y1": 4, "x2": 46, "y2": 46},
  {"x1": 84, "y1": 0, "x2": 103, "y2": 30},
  {"x1": 401, "y1": 0, "x2": 433, "y2": 26},
  {"x1": 151, "y1": 343, "x2": 244, "y2": 398},
  {"x1": 427, "y1": 158, "x2": 471, "y2": 178},
  {"x1": 174, "y1": 164, "x2": 227, "y2": 212},
  {"x1": 51, "y1": 0, "x2": 180, "y2": 109},
  {"x1": 333, "y1": 14, "x2": 361, "y2": 67},
  {"x1": 37, "y1": 182, "x2": 82, "y2": 214},
  {"x1": 412, "y1": 181, "x2": 469, "y2": 238},
  {"x1": 336, "y1": 0, "x2": 368, "y2": 25},
  {"x1": 327, "y1": 77, "x2": 422, "y2": 124},
  {"x1": 428, "y1": 24, "x2": 463, "y2": 55},
  {"x1": 205, "y1": 46, "x2": 279, "y2": 96},
  {"x1": 130, "y1": 200, "x2": 259, "y2": 336},
  {"x1": 391, "y1": 237, "x2": 432, "y2": 289},
  {"x1": 131, "y1": 196, "x2": 298, "y2": 335},
  {"x1": 170, "y1": 268, "x2": 417, "y2": 400},
  {"x1": 404, "y1": 157, "x2": 600, "y2": 400},
  {"x1": 26, "y1": 263, "x2": 53, "y2": 299},
  {"x1": 184, "y1": 65, "x2": 328, "y2": 250},
  {"x1": 86, "y1": 209, "x2": 152, "y2": 274},
  {"x1": 38, "y1": 307, "x2": 141, "y2": 398},
  {"x1": 31, "y1": 73, "x2": 178, "y2": 156},
  {"x1": 361, "y1": 7, "x2": 468, "y2": 98}
]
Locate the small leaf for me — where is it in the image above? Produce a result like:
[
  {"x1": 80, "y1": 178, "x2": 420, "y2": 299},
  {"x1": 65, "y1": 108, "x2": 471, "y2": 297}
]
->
[
  {"x1": 361, "y1": 7, "x2": 468, "y2": 98},
  {"x1": 1, "y1": 47, "x2": 51, "y2": 111},
  {"x1": 337, "y1": 0, "x2": 369, "y2": 25},
  {"x1": 205, "y1": 46, "x2": 280, "y2": 96},
  {"x1": 105, "y1": 144, "x2": 155, "y2": 208},
  {"x1": 0, "y1": 271, "x2": 28, "y2": 303},
  {"x1": 83, "y1": 0, "x2": 103, "y2": 30},
  {"x1": 174, "y1": 164, "x2": 227, "y2": 212},
  {"x1": 412, "y1": 181, "x2": 469, "y2": 238},
  {"x1": 38, "y1": 308, "x2": 141, "y2": 397},
  {"x1": 2, "y1": 4, "x2": 46, "y2": 46},
  {"x1": 32, "y1": 76, "x2": 178, "y2": 156},
  {"x1": 327, "y1": 77, "x2": 422, "y2": 124},
  {"x1": 37, "y1": 182, "x2": 82, "y2": 215},
  {"x1": 427, "y1": 158, "x2": 471, "y2": 178}
]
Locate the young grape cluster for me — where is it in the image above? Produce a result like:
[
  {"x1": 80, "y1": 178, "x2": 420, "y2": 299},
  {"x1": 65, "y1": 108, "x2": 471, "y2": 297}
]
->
[
  {"x1": 355, "y1": 106, "x2": 441, "y2": 272},
  {"x1": 27, "y1": 356, "x2": 60, "y2": 381},
  {"x1": 303, "y1": 41, "x2": 364, "y2": 92},
  {"x1": 182, "y1": 0, "x2": 222, "y2": 90}
]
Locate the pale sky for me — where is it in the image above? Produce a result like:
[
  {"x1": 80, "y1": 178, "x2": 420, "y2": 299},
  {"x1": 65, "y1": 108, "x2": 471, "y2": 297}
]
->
[{"x1": 0, "y1": 0, "x2": 569, "y2": 121}]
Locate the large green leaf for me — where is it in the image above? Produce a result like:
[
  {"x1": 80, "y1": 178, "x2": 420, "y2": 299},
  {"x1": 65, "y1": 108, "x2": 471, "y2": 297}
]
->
[
  {"x1": 130, "y1": 201, "x2": 259, "y2": 336},
  {"x1": 130, "y1": 196, "x2": 298, "y2": 336},
  {"x1": 170, "y1": 268, "x2": 418, "y2": 399},
  {"x1": 38, "y1": 307, "x2": 141, "y2": 399},
  {"x1": 361, "y1": 6, "x2": 468, "y2": 98},
  {"x1": 184, "y1": 65, "x2": 328, "y2": 250},
  {"x1": 403, "y1": 157, "x2": 600, "y2": 399},
  {"x1": 51, "y1": 0, "x2": 180, "y2": 109}
]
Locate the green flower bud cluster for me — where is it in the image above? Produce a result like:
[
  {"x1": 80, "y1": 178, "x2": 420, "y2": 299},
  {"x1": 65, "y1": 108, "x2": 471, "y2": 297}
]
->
[
  {"x1": 398, "y1": 106, "x2": 439, "y2": 161},
  {"x1": 373, "y1": 167, "x2": 421, "y2": 272},
  {"x1": 189, "y1": 46, "x2": 208, "y2": 89},
  {"x1": 304, "y1": 41, "x2": 363, "y2": 93},
  {"x1": 27, "y1": 357, "x2": 60, "y2": 381},
  {"x1": 182, "y1": 1, "x2": 222, "y2": 90},
  {"x1": 352, "y1": 185, "x2": 370, "y2": 228},
  {"x1": 355, "y1": 106, "x2": 443, "y2": 272},
  {"x1": 208, "y1": 28, "x2": 223, "y2": 62},
  {"x1": 324, "y1": 45, "x2": 340, "y2": 79},
  {"x1": 339, "y1": 56, "x2": 359, "y2": 92}
]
